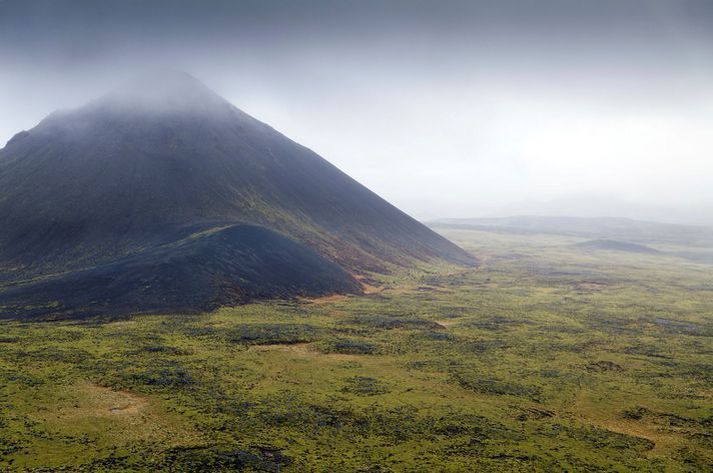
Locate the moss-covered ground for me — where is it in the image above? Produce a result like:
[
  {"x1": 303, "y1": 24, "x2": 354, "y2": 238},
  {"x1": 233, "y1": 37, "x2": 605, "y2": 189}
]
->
[{"x1": 0, "y1": 229, "x2": 711, "y2": 471}]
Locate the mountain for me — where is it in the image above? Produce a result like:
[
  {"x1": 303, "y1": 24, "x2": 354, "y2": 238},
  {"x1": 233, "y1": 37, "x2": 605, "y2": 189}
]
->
[{"x1": 0, "y1": 71, "x2": 476, "y2": 319}]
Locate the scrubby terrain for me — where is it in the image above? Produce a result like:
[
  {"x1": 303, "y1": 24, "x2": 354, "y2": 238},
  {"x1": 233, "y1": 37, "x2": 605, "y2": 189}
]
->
[{"x1": 0, "y1": 228, "x2": 710, "y2": 471}]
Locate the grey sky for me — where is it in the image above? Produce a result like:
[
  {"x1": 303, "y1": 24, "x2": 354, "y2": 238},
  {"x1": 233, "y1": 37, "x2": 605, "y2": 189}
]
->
[{"x1": 1, "y1": 0, "x2": 712, "y2": 224}]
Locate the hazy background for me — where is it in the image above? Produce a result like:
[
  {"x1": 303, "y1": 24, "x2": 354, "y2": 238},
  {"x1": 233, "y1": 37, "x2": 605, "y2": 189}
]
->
[{"x1": 1, "y1": 0, "x2": 712, "y2": 225}]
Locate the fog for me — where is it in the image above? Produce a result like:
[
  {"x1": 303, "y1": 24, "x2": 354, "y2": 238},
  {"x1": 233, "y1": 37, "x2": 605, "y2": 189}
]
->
[{"x1": 1, "y1": 0, "x2": 712, "y2": 225}]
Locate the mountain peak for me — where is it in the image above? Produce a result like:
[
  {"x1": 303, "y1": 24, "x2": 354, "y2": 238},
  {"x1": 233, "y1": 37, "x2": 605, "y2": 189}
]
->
[
  {"x1": 96, "y1": 69, "x2": 231, "y2": 116},
  {"x1": 0, "y1": 71, "x2": 476, "y2": 318}
]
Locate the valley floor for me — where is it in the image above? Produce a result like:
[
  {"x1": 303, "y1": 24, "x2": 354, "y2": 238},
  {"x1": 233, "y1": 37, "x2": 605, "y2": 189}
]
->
[{"x1": 0, "y1": 229, "x2": 711, "y2": 471}]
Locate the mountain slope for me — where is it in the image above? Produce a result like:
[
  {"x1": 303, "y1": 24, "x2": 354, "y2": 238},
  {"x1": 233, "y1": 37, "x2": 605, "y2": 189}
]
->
[
  {"x1": 0, "y1": 71, "x2": 476, "y2": 318},
  {"x1": 0, "y1": 225, "x2": 362, "y2": 319}
]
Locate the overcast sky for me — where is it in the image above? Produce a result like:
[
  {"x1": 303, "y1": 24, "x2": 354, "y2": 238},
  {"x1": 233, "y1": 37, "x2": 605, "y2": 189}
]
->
[{"x1": 1, "y1": 0, "x2": 712, "y2": 224}]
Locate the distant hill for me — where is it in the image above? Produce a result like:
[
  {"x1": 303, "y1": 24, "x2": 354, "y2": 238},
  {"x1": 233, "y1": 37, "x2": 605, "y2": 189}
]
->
[
  {"x1": 0, "y1": 71, "x2": 476, "y2": 319},
  {"x1": 429, "y1": 216, "x2": 713, "y2": 247},
  {"x1": 574, "y1": 239, "x2": 660, "y2": 254}
]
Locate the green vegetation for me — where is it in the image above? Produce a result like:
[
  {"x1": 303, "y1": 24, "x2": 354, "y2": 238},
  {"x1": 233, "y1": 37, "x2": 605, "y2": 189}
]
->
[{"x1": 0, "y1": 229, "x2": 711, "y2": 471}]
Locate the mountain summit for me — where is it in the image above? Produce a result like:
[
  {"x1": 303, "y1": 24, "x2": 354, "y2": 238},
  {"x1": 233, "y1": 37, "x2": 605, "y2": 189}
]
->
[
  {"x1": 98, "y1": 70, "x2": 240, "y2": 116},
  {"x1": 0, "y1": 71, "x2": 476, "y2": 318}
]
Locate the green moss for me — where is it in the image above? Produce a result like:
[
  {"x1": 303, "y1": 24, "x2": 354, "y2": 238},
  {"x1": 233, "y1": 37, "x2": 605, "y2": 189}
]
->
[{"x1": 0, "y1": 229, "x2": 711, "y2": 470}]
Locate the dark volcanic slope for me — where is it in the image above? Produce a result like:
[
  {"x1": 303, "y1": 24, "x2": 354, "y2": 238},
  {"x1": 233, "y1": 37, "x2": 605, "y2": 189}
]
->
[
  {"x1": 0, "y1": 225, "x2": 361, "y2": 319},
  {"x1": 0, "y1": 71, "x2": 475, "y2": 317}
]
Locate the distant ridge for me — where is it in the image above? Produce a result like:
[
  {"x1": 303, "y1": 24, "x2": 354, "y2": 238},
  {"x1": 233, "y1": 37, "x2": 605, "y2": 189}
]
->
[
  {"x1": 0, "y1": 71, "x2": 476, "y2": 319},
  {"x1": 429, "y1": 216, "x2": 713, "y2": 246},
  {"x1": 574, "y1": 239, "x2": 660, "y2": 254}
]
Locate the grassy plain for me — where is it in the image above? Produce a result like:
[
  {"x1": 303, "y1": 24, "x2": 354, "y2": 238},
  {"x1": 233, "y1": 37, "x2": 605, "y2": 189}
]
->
[{"x1": 0, "y1": 229, "x2": 711, "y2": 471}]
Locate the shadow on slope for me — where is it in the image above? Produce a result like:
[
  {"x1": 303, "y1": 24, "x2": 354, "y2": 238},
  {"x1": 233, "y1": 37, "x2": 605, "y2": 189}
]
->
[{"x1": 0, "y1": 225, "x2": 361, "y2": 320}]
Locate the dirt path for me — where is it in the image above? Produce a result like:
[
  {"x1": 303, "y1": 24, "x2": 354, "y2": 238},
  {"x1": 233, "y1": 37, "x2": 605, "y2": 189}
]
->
[
  {"x1": 564, "y1": 388, "x2": 680, "y2": 455},
  {"x1": 435, "y1": 319, "x2": 460, "y2": 328},
  {"x1": 79, "y1": 382, "x2": 149, "y2": 416}
]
